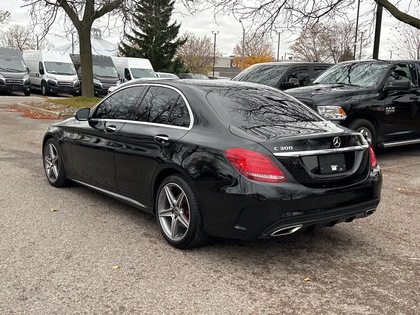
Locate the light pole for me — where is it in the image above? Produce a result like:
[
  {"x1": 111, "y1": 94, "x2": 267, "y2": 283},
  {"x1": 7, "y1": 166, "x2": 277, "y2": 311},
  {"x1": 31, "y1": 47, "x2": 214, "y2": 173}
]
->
[
  {"x1": 353, "y1": 0, "x2": 361, "y2": 60},
  {"x1": 239, "y1": 20, "x2": 245, "y2": 70},
  {"x1": 277, "y1": 30, "x2": 283, "y2": 61},
  {"x1": 212, "y1": 30, "x2": 219, "y2": 77}
]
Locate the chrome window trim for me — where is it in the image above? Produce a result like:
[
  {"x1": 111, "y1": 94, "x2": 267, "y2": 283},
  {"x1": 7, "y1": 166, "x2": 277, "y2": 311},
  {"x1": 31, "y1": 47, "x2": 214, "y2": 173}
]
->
[
  {"x1": 273, "y1": 144, "x2": 369, "y2": 157},
  {"x1": 90, "y1": 118, "x2": 191, "y2": 131},
  {"x1": 94, "y1": 82, "x2": 194, "y2": 129}
]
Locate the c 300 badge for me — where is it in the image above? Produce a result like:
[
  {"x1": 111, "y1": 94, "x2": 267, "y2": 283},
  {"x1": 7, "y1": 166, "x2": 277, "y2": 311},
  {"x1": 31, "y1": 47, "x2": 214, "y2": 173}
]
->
[{"x1": 274, "y1": 146, "x2": 294, "y2": 151}]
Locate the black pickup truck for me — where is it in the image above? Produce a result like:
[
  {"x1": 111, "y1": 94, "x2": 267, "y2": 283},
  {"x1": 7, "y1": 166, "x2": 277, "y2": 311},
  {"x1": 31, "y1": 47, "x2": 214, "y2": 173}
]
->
[{"x1": 286, "y1": 59, "x2": 420, "y2": 149}]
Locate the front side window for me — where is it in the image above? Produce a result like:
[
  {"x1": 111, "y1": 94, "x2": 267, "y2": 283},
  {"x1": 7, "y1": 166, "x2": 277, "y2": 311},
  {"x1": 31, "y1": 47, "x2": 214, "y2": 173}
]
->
[
  {"x1": 93, "y1": 86, "x2": 145, "y2": 120},
  {"x1": 385, "y1": 63, "x2": 417, "y2": 88},
  {"x1": 286, "y1": 68, "x2": 310, "y2": 86}
]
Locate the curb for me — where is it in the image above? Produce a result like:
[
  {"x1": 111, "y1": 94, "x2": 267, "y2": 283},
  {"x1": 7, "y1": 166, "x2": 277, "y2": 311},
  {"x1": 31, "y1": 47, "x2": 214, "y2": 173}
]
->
[{"x1": 16, "y1": 103, "x2": 74, "y2": 119}]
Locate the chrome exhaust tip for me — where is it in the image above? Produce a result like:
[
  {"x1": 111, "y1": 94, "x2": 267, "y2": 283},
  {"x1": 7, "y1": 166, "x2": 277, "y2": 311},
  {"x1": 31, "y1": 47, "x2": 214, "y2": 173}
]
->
[
  {"x1": 365, "y1": 208, "x2": 376, "y2": 216},
  {"x1": 270, "y1": 224, "x2": 304, "y2": 237}
]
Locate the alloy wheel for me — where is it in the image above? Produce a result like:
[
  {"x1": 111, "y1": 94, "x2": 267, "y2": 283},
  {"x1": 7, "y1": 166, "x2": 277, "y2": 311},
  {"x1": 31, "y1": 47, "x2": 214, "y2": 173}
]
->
[
  {"x1": 44, "y1": 142, "x2": 60, "y2": 183},
  {"x1": 157, "y1": 182, "x2": 190, "y2": 242}
]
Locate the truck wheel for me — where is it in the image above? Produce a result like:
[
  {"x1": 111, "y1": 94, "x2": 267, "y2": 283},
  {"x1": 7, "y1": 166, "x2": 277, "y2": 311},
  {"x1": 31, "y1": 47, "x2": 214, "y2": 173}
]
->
[
  {"x1": 24, "y1": 91, "x2": 31, "y2": 96},
  {"x1": 348, "y1": 119, "x2": 377, "y2": 148}
]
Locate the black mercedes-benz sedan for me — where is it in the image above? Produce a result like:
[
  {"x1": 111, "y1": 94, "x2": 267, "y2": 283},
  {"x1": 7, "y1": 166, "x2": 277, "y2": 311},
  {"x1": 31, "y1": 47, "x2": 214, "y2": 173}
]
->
[{"x1": 42, "y1": 79, "x2": 382, "y2": 249}]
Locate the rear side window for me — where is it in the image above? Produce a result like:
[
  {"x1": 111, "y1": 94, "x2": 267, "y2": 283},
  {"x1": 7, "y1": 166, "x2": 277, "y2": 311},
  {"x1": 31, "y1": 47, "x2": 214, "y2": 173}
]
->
[
  {"x1": 135, "y1": 86, "x2": 191, "y2": 127},
  {"x1": 93, "y1": 86, "x2": 145, "y2": 120}
]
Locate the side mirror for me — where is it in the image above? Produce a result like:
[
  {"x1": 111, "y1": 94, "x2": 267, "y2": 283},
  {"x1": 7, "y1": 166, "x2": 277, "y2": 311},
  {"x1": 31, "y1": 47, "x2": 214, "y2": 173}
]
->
[
  {"x1": 75, "y1": 107, "x2": 90, "y2": 121},
  {"x1": 39, "y1": 69, "x2": 44, "y2": 75},
  {"x1": 384, "y1": 79, "x2": 411, "y2": 92}
]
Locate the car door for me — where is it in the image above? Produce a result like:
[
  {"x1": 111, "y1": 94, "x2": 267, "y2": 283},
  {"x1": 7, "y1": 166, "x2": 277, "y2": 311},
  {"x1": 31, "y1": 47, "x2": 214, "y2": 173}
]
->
[
  {"x1": 71, "y1": 86, "x2": 145, "y2": 190},
  {"x1": 381, "y1": 63, "x2": 420, "y2": 142},
  {"x1": 115, "y1": 85, "x2": 192, "y2": 204}
]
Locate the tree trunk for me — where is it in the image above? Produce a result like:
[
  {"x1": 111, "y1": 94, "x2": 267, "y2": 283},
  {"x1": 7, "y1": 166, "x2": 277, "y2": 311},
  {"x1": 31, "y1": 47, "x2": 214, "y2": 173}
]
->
[{"x1": 79, "y1": 25, "x2": 94, "y2": 98}]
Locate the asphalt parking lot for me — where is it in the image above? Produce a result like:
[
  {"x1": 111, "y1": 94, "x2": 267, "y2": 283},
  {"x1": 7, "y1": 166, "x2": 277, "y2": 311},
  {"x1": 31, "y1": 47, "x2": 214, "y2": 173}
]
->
[{"x1": 0, "y1": 95, "x2": 419, "y2": 314}]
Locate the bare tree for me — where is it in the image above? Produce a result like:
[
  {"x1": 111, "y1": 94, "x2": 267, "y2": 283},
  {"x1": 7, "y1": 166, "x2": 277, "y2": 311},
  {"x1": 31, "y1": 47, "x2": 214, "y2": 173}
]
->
[
  {"x1": 21, "y1": 0, "x2": 133, "y2": 97},
  {"x1": 391, "y1": 23, "x2": 420, "y2": 59},
  {"x1": 181, "y1": 1, "x2": 420, "y2": 32},
  {"x1": 289, "y1": 24, "x2": 331, "y2": 62},
  {"x1": 176, "y1": 32, "x2": 217, "y2": 74},
  {"x1": 321, "y1": 22, "x2": 362, "y2": 62},
  {"x1": 0, "y1": 25, "x2": 36, "y2": 51},
  {"x1": 0, "y1": 10, "x2": 10, "y2": 24},
  {"x1": 289, "y1": 22, "x2": 369, "y2": 62},
  {"x1": 232, "y1": 32, "x2": 275, "y2": 68}
]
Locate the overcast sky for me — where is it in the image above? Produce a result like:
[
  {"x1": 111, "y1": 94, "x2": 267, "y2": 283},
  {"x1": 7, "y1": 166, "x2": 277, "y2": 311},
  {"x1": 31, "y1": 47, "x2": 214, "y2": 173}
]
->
[{"x1": 2, "y1": 1, "x2": 413, "y2": 60}]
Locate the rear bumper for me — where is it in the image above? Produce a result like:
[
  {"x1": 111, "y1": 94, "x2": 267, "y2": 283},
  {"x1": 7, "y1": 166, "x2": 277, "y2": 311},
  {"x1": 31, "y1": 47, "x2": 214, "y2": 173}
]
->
[
  {"x1": 258, "y1": 199, "x2": 378, "y2": 238},
  {"x1": 196, "y1": 170, "x2": 382, "y2": 240}
]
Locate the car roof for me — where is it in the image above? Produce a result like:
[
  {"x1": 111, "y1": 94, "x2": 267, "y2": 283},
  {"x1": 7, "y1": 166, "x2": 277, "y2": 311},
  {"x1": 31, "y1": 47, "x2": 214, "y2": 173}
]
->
[
  {"x1": 114, "y1": 78, "x2": 273, "y2": 90},
  {"x1": 249, "y1": 61, "x2": 333, "y2": 67}
]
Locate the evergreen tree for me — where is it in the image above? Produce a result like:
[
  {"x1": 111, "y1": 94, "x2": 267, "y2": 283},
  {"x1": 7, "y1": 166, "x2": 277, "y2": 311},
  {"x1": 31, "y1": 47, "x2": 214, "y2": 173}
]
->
[{"x1": 118, "y1": 0, "x2": 186, "y2": 72}]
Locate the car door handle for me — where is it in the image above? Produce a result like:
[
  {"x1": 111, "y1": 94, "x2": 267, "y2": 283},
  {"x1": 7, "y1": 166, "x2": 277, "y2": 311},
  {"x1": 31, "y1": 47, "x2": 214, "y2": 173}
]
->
[
  {"x1": 409, "y1": 96, "x2": 419, "y2": 100},
  {"x1": 154, "y1": 135, "x2": 170, "y2": 145},
  {"x1": 105, "y1": 125, "x2": 117, "y2": 133}
]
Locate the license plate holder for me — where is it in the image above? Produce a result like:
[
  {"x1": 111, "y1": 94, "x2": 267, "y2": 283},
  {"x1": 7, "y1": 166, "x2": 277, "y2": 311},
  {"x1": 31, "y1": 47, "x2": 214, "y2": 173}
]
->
[{"x1": 319, "y1": 154, "x2": 346, "y2": 174}]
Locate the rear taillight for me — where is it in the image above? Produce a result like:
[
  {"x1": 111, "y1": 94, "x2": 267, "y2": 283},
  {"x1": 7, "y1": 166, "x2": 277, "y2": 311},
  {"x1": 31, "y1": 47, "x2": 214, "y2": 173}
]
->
[
  {"x1": 369, "y1": 145, "x2": 378, "y2": 169},
  {"x1": 224, "y1": 148, "x2": 287, "y2": 183}
]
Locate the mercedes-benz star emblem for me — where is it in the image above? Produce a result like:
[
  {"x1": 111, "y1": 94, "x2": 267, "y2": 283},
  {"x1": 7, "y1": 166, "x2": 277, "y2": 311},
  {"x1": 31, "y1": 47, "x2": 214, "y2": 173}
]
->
[{"x1": 333, "y1": 137, "x2": 341, "y2": 148}]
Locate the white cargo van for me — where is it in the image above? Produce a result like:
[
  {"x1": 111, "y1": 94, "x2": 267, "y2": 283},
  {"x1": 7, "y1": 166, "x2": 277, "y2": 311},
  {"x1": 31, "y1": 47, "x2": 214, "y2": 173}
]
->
[
  {"x1": 70, "y1": 54, "x2": 120, "y2": 96},
  {"x1": 23, "y1": 50, "x2": 80, "y2": 96},
  {"x1": 111, "y1": 56, "x2": 156, "y2": 82},
  {"x1": 0, "y1": 47, "x2": 31, "y2": 96}
]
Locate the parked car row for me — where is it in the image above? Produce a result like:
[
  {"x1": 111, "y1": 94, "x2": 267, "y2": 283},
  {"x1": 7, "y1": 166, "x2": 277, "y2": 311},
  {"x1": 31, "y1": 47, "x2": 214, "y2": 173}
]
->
[
  {"x1": 0, "y1": 47, "x2": 171, "y2": 97},
  {"x1": 231, "y1": 59, "x2": 420, "y2": 150}
]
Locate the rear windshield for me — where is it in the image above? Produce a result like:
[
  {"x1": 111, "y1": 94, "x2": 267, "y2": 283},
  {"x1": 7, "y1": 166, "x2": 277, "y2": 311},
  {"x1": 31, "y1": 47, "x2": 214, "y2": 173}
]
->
[
  {"x1": 314, "y1": 61, "x2": 390, "y2": 87},
  {"x1": 232, "y1": 64, "x2": 289, "y2": 87},
  {"x1": 206, "y1": 84, "x2": 323, "y2": 127}
]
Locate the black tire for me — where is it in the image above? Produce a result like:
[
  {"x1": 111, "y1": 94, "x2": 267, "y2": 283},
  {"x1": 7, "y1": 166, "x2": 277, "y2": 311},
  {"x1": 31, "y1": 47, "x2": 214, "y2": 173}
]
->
[
  {"x1": 43, "y1": 138, "x2": 68, "y2": 187},
  {"x1": 155, "y1": 175, "x2": 210, "y2": 249},
  {"x1": 348, "y1": 119, "x2": 377, "y2": 148},
  {"x1": 41, "y1": 81, "x2": 48, "y2": 96},
  {"x1": 24, "y1": 91, "x2": 31, "y2": 96}
]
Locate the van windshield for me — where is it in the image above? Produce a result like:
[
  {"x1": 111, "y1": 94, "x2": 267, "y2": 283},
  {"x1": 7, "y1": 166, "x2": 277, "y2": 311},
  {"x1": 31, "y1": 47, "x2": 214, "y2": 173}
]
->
[
  {"x1": 93, "y1": 65, "x2": 118, "y2": 79},
  {"x1": 45, "y1": 62, "x2": 76, "y2": 75},
  {"x1": 131, "y1": 68, "x2": 156, "y2": 79},
  {"x1": 313, "y1": 61, "x2": 390, "y2": 87},
  {"x1": 0, "y1": 58, "x2": 26, "y2": 72}
]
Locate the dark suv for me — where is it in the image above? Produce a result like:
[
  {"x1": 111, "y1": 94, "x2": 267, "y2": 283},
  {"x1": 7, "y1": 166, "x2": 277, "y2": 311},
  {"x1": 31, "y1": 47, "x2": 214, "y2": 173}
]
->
[
  {"x1": 231, "y1": 61, "x2": 332, "y2": 90},
  {"x1": 287, "y1": 59, "x2": 420, "y2": 149}
]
